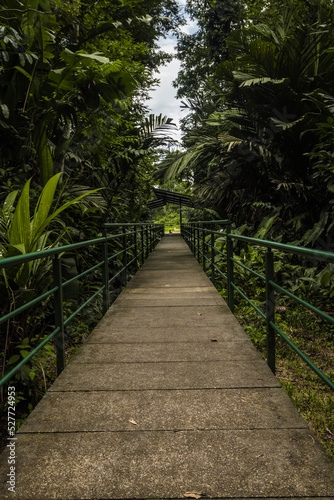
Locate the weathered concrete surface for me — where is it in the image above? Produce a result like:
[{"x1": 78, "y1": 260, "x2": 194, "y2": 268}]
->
[
  {"x1": 0, "y1": 234, "x2": 333, "y2": 499},
  {"x1": 1, "y1": 430, "x2": 333, "y2": 500},
  {"x1": 68, "y1": 340, "x2": 263, "y2": 363},
  {"x1": 20, "y1": 388, "x2": 307, "y2": 433}
]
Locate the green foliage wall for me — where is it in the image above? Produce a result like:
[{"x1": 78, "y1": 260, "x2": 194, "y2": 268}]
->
[{"x1": 160, "y1": 0, "x2": 334, "y2": 254}]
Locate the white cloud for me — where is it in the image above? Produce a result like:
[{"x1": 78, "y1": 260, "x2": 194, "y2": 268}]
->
[
  {"x1": 147, "y1": 56, "x2": 183, "y2": 142},
  {"x1": 146, "y1": 1, "x2": 198, "y2": 143},
  {"x1": 182, "y1": 18, "x2": 198, "y2": 35}
]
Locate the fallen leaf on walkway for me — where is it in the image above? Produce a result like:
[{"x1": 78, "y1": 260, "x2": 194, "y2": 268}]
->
[
  {"x1": 197, "y1": 313, "x2": 202, "y2": 316},
  {"x1": 184, "y1": 492, "x2": 202, "y2": 499},
  {"x1": 210, "y1": 339, "x2": 217, "y2": 342},
  {"x1": 129, "y1": 419, "x2": 138, "y2": 425}
]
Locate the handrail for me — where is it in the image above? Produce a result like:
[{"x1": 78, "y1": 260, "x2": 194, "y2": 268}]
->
[
  {"x1": 0, "y1": 223, "x2": 164, "y2": 388},
  {"x1": 181, "y1": 221, "x2": 334, "y2": 391}
]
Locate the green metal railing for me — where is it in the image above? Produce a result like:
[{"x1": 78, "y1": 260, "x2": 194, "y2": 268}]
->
[
  {"x1": 0, "y1": 223, "x2": 164, "y2": 388},
  {"x1": 182, "y1": 220, "x2": 334, "y2": 391}
]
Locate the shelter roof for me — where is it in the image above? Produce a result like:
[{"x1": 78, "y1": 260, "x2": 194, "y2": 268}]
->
[{"x1": 148, "y1": 189, "x2": 192, "y2": 209}]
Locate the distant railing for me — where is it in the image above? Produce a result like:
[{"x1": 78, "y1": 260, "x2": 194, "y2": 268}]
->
[
  {"x1": 0, "y1": 223, "x2": 164, "y2": 387},
  {"x1": 181, "y1": 220, "x2": 334, "y2": 391}
]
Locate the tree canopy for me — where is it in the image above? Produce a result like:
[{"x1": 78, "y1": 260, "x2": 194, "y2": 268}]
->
[{"x1": 156, "y1": 0, "x2": 334, "y2": 251}]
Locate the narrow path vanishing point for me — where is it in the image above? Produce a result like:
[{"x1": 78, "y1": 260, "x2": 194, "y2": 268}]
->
[{"x1": 0, "y1": 234, "x2": 333, "y2": 499}]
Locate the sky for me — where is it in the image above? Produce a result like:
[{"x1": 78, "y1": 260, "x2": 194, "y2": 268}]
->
[{"x1": 147, "y1": 1, "x2": 198, "y2": 143}]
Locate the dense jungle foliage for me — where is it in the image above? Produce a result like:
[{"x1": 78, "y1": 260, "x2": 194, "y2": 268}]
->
[{"x1": 0, "y1": 0, "x2": 333, "y2": 456}]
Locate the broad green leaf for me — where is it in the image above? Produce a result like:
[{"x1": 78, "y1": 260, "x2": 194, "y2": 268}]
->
[
  {"x1": 7, "y1": 355, "x2": 20, "y2": 366},
  {"x1": 14, "y1": 66, "x2": 33, "y2": 81},
  {"x1": 30, "y1": 188, "x2": 103, "y2": 250},
  {"x1": 0, "y1": 104, "x2": 9, "y2": 119},
  {"x1": 2, "y1": 191, "x2": 18, "y2": 222},
  {"x1": 8, "y1": 178, "x2": 31, "y2": 251},
  {"x1": 32, "y1": 172, "x2": 62, "y2": 242},
  {"x1": 61, "y1": 49, "x2": 110, "y2": 65},
  {"x1": 7, "y1": 243, "x2": 26, "y2": 256},
  {"x1": 33, "y1": 122, "x2": 54, "y2": 186},
  {"x1": 303, "y1": 212, "x2": 329, "y2": 246},
  {"x1": 320, "y1": 271, "x2": 331, "y2": 287}
]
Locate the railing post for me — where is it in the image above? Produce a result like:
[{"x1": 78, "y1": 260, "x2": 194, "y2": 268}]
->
[
  {"x1": 266, "y1": 248, "x2": 276, "y2": 374},
  {"x1": 202, "y1": 223, "x2": 206, "y2": 271},
  {"x1": 122, "y1": 225, "x2": 128, "y2": 286},
  {"x1": 53, "y1": 255, "x2": 65, "y2": 375},
  {"x1": 193, "y1": 225, "x2": 196, "y2": 256},
  {"x1": 197, "y1": 225, "x2": 200, "y2": 261},
  {"x1": 134, "y1": 225, "x2": 138, "y2": 273},
  {"x1": 141, "y1": 225, "x2": 144, "y2": 265},
  {"x1": 146, "y1": 225, "x2": 149, "y2": 259},
  {"x1": 102, "y1": 228, "x2": 110, "y2": 314},
  {"x1": 211, "y1": 229, "x2": 215, "y2": 286},
  {"x1": 193, "y1": 224, "x2": 196, "y2": 255},
  {"x1": 226, "y1": 223, "x2": 234, "y2": 314}
]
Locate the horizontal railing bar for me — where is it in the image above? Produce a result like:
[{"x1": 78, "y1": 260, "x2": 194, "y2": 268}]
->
[
  {"x1": 185, "y1": 223, "x2": 334, "y2": 262},
  {"x1": 0, "y1": 327, "x2": 61, "y2": 388},
  {"x1": 0, "y1": 286, "x2": 58, "y2": 326},
  {"x1": 270, "y1": 281, "x2": 334, "y2": 325},
  {"x1": 108, "y1": 249, "x2": 125, "y2": 261},
  {"x1": 126, "y1": 255, "x2": 138, "y2": 268},
  {"x1": 212, "y1": 262, "x2": 227, "y2": 280},
  {"x1": 62, "y1": 261, "x2": 104, "y2": 288},
  {"x1": 270, "y1": 321, "x2": 334, "y2": 390},
  {"x1": 108, "y1": 267, "x2": 124, "y2": 284},
  {"x1": 105, "y1": 232, "x2": 124, "y2": 240},
  {"x1": 0, "y1": 233, "x2": 133, "y2": 270},
  {"x1": 64, "y1": 286, "x2": 104, "y2": 326},
  {"x1": 214, "y1": 248, "x2": 227, "y2": 258},
  {"x1": 231, "y1": 258, "x2": 266, "y2": 281},
  {"x1": 0, "y1": 238, "x2": 104, "y2": 269},
  {"x1": 231, "y1": 282, "x2": 266, "y2": 320},
  {"x1": 229, "y1": 233, "x2": 334, "y2": 263},
  {"x1": 126, "y1": 243, "x2": 136, "y2": 252},
  {"x1": 103, "y1": 223, "x2": 162, "y2": 227},
  {"x1": 183, "y1": 220, "x2": 231, "y2": 225}
]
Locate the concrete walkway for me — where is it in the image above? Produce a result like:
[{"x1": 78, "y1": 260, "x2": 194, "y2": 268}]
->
[{"x1": 1, "y1": 234, "x2": 333, "y2": 499}]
